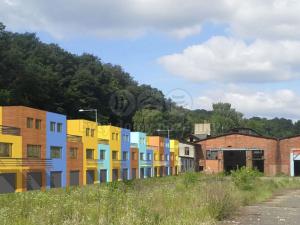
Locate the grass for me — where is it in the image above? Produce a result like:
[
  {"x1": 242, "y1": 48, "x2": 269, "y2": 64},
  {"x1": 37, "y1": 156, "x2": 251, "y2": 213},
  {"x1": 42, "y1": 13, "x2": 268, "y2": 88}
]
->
[{"x1": 1, "y1": 170, "x2": 300, "y2": 225}]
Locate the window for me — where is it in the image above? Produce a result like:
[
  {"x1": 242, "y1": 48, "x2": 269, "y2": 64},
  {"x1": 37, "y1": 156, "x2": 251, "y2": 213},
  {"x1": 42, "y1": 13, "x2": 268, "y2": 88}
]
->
[
  {"x1": 27, "y1": 145, "x2": 41, "y2": 158},
  {"x1": 0, "y1": 143, "x2": 12, "y2": 157},
  {"x1": 184, "y1": 147, "x2": 190, "y2": 155},
  {"x1": 50, "y1": 147, "x2": 61, "y2": 159},
  {"x1": 100, "y1": 150, "x2": 105, "y2": 160},
  {"x1": 116, "y1": 133, "x2": 119, "y2": 141},
  {"x1": 70, "y1": 148, "x2": 78, "y2": 159},
  {"x1": 57, "y1": 123, "x2": 62, "y2": 133},
  {"x1": 86, "y1": 128, "x2": 90, "y2": 136},
  {"x1": 171, "y1": 154, "x2": 174, "y2": 160},
  {"x1": 147, "y1": 153, "x2": 151, "y2": 161},
  {"x1": 112, "y1": 133, "x2": 115, "y2": 140},
  {"x1": 27, "y1": 118, "x2": 33, "y2": 128},
  {"x1": 91, "y1": 129, "x2": 95, "y2": 137},
  {"x1": 160, "y1": 154, "x2": 164, "y2": 161},
  {"x1": 122, "y1": 151, "x2": 128, "y2": 160},
  {"x1": 206, "y1": 150, "x2": 218, "y2": 160},
  {"x1": 35, "y1": 119, "x2": 41, "y2": 129},
  {"x1": 50, "y1": 122, "x2": 56, "y2": 132},
  {"x1": 140, "y1": 153, "x2": 144, "y2": 160},
  {"x1": 112, "y1": 151, "x2": 118, "y2": 160},
  {"x1": 86, "y1": 149, "x2": 94, "y2": 159},
  {"x1": 132, "y1": 152, "x2": 136, "y2": 160},
  {"x1": 154, "y1": 153, "x2": 158, "y2": 161},
  {"x1": 165, "y1": 154, "x2": 169, "y2": 161}
]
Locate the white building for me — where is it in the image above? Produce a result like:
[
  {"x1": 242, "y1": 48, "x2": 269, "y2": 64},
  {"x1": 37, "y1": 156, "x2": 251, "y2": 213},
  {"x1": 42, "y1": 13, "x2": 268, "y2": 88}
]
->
[{"x1": 179, "y1": 142, "x2": 195, "y2": 172}]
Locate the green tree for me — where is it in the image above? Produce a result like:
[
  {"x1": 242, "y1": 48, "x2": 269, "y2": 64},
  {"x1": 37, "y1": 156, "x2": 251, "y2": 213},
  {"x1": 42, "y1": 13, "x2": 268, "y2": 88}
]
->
[{"x1": 211, "y1": 103, "x2": 243, "y2": 135}]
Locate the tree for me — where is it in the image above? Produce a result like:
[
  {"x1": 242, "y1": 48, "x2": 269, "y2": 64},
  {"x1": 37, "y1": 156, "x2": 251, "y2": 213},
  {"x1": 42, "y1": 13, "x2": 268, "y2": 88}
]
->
[{"x1": 211, "y1": 103, "x2": 243, "y2": 135}]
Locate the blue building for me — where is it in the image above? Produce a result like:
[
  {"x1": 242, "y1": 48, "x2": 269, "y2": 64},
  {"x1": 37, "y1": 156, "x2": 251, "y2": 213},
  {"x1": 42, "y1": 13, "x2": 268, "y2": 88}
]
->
[
  {"x1": 121, "y1": 128, "x2": 131, "y2": 180},
  {"x1": 98, "y1": 138, "x2": 110, "y2": 183},
  {"x1": 131, "y1": 132, "x2": 152, "y2": 179},
  {"x1": 146, "y1": 149, "x2": 153, "y2": 178},
  {"x1": 164, "y1": 138, "x2": 170, "y2": 176},
  {"x1": 46, "y1": 112, "x2": 67, "y2": 189}
]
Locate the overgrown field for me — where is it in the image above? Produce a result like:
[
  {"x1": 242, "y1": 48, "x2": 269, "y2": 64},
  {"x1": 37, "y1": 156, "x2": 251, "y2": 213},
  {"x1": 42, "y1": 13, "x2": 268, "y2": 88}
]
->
[{"x1": 1, "y1": 169, "x2": 300, "y2": 225}]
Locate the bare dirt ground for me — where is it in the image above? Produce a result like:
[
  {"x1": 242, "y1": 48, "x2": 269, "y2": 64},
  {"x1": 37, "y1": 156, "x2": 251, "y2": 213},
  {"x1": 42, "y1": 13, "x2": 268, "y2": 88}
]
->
[{"x1": 221, "y1": 189, "x2": 300, "y2": 225}]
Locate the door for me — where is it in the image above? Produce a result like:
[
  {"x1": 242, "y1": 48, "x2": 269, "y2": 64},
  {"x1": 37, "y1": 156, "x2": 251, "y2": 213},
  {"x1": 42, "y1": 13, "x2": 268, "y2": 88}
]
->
[
  {"x1": 0, "y1": 173, "x2": 16, "y2": 194},
  {"x1": 175, "y1": 166, "x2": 178, "y2": 175},
  {"x1": 122, "y1": 169, "x2": 128, "y2": 181},
  {"x1": 147, "y1": 168, "x2": 151, "y2": 178},
  {"x1": 170, "y1": 167, "x2": 173, "y2": 176},
  {"x1": 50, "y1": 171, "x2": 62, "y2": 188},
  {"x1": 159, "y1": 167, "x2": 163, "y2": 177},
  {"x1": 140, "y1": 168, "x2": 144, "y2": 179},
  {"x1": 100, "y1": 170, "x2": 107, "y2": 183},
  {"x1": 295, "y1": 161, "x2": 300, "y2": 176},
  {"x1": 86, "y1": 170, "x2": 95, "y2": 184},
  {"x1": 154, "y1": 167, "x2": 158, "y2": 177},
  {"x1": 223, "y1": 151, "x2": 246, "y2": 173},
  {"x1": 70, "y1": 171, "x2": 79, "y2": 186},
  {"x1": 131, "y1": 168, "x2": 136, "y2": 179},
  {"x1": 112, "y1": 169, "x2": 118, "y2": 181},
  {"x1": 27, "y1": 172, "x2": 42, "y2": 191}
]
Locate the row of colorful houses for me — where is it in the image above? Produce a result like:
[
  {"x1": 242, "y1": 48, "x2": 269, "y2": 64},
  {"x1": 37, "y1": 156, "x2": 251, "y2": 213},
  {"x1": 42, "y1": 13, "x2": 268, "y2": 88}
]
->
[{"x1": 0, "y1": 106, "x2": 196, "y2": 194}]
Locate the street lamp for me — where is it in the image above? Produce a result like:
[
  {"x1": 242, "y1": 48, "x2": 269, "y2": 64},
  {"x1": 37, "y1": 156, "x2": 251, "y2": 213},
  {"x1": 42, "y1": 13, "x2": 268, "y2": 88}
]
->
[
  {"x1": 78, "y1": 109, "x2": 98, "y2": 124},
  {"x1": 156, "y1": 129, "x2": 173, "y2": 139}
]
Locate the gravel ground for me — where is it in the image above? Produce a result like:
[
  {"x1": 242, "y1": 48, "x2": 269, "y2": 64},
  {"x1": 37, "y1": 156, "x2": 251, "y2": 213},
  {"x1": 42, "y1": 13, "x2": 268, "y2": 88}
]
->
[{"x1": 221, "y1": 189, "x2": 300, "y2": 225}]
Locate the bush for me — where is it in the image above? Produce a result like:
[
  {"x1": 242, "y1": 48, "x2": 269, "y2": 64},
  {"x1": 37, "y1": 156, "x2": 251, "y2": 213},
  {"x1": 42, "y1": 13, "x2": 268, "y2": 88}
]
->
[
  {"x1": 182, "y1": 171, "x2": 198, "y2": 187},
  {"x1": 231, "y1": 167, "x2": 262, "y2": 190}
]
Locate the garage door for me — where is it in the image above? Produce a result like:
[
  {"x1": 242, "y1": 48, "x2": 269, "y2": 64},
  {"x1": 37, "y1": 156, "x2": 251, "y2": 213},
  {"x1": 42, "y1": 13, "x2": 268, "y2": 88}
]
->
[
  {"x1": 86, "y1": 170, "x2": 94, "y2": 184},
  {"x1": 100, "y1": 170, "x2": 107, "y2": 183},
  {"x1": 50, "y1": 171, "x2": 62, "y2": 188},
  {"x1": 70, "y1": 171, "x2": 80, "y2": 186},
  {"x1": 27, "y1": 172, "x2": 42, "y2": 191},
  {"x1": 0, "y1": 173, "x2": 16, "y2": 194}
]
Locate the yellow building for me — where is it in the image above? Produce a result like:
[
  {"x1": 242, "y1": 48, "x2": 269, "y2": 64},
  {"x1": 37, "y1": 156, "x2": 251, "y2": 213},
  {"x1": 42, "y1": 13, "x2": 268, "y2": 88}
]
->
[
  {"x1": 0, "y1": 107, "x2": 23, "y2": 193},
  {"x1": 67, "y1": 120, "x2": 98, "y2": 185},
  {"x1": 98, "y1": 125, "x2": 121, "y2": 181},
  {"x1": 170, "y1": 140, "x2": 180, "y2": 175}
]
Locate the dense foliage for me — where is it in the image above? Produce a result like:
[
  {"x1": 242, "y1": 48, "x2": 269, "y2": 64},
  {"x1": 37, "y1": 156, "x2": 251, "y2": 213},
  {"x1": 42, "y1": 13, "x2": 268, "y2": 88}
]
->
[{"x1": 1, "y1": 22, "x2": 300, "y2": 138}]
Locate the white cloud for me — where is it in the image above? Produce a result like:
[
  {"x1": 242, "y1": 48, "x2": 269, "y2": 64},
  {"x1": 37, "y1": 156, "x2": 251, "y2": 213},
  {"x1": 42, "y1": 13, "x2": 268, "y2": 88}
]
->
[
  {"x1": 228, "y1": 0, "x2": 300, "y2": 40},
  {"x1": 0, "y1": 0, "x2": 229, "y2": 39},
  {"x1": 1, "y1": 0, "x2": 300, "y2": 40},
  {"x1": 195, "y1": 87, "x2": 300, "y2": 120},
  {"x1": 159, "y1": 36, "x2": 300, "y2": 83}
]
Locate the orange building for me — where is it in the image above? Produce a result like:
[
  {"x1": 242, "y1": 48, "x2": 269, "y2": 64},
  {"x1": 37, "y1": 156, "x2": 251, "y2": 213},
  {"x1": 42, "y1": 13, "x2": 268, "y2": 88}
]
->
[
  {"x1": 147, "y1": 136, "x2": 166, "y2": 177},
  {"x1": 0, "y1": 106, "x2": 48, "y2": 191}
]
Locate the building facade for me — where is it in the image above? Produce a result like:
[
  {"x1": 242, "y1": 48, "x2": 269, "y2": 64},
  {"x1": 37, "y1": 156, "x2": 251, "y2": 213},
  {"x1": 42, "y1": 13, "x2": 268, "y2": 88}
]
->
[
  {"x1": 170, "y1": 140, "x2": 179, "y2": 175},
  {"x1": 67, "y1": 120, "x2": 98, "y2": 185},
  {"x1": 147, "y1": 136, "x2": 166, "y2": 177},
  {"x1": 179, "y1": 142, "x2": 195, "y2": 173},
  {"x1": 66, "y1": 134, "x2": 83, "y2": 186},
  {"x1": 0, "y1": 117, "x2": 23, "y2": 193},
  {"x1": 121, "y1": 128, "x2": 131, "y2": 180},
  {"x1": 98, "y1": 125, "x2": 121, "y2": 181},
  {"x1": 0, "y1": 106, "x2": 48, "y2": 191},
  {"x1": 46, "y1": 112, "x2": 67, "y2": 189}
]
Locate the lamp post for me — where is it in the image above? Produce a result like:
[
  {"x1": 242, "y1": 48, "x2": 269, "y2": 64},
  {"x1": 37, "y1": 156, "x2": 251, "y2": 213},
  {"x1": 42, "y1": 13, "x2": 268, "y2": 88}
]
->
[
  {"x1": 78, "y1": 109, "x2": 98, "y2": 124},
  {"x1": 156, "y1": 129, "x2": 172, "y2": 139}
]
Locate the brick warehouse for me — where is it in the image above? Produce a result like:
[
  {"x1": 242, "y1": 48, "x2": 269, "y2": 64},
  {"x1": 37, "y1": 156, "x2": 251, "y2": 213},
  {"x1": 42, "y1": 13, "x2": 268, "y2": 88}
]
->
[{"x1": 197, "y1": 128, "x2": 300, "y2": 176}]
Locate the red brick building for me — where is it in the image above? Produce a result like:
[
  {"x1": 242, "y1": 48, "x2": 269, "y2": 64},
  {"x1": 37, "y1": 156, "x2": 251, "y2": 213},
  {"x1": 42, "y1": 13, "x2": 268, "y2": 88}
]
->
[{"x1": 197, "y1": 128, "x2": 300, "y2": 176}]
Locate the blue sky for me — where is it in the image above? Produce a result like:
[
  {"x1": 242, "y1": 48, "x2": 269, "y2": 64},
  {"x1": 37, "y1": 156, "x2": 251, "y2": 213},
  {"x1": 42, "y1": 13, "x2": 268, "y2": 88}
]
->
[{"x1": 1, "y1": 0, "x2": 300, "y2": 120}]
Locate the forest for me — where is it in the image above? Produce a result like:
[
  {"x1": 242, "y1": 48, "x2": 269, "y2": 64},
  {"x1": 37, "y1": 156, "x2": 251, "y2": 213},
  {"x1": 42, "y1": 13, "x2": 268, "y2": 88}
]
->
[{"x1": 0, "y1": 22, "x2": 299, "y2": 139}]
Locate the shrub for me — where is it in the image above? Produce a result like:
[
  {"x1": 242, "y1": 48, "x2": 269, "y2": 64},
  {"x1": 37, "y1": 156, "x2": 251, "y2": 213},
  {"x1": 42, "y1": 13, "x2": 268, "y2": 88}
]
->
[
  {"x1": 231, "y1": 167, "x2": 262, "y2": 190},
  {"x1": 182, "y1": 171, "x2": 198, "y2": 187}
]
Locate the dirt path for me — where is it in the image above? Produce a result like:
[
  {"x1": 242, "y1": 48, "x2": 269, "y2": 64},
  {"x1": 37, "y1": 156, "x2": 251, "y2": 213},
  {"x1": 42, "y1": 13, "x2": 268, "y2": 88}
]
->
[{"x1": 221, "y1": 189, "x2": 300, "y2": 225}]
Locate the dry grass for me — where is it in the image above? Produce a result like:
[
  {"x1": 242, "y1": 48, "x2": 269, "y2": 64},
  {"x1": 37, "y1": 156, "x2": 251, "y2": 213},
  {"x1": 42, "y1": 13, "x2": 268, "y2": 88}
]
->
[{"x1": 0, "y1": 172, "x2": 300, "y2": 225}]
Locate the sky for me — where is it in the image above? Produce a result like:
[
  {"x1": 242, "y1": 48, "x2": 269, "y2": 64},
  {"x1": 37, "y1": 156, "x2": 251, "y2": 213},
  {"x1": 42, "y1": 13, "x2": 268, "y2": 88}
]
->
[{"x1": 1, "y1": 0, "x2": 300, "y2": 120}]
